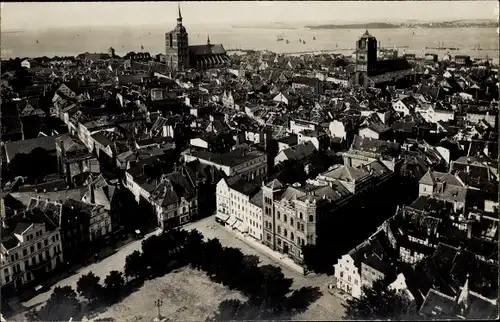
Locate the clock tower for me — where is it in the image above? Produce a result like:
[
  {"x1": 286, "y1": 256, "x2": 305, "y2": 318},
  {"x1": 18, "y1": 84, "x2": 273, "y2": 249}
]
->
[{"x1": 355, "y1": 30, "x2": 378, "y2": 87}]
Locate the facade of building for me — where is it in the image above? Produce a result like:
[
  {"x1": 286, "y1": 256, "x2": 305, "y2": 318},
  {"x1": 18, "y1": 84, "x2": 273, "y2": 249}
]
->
[
  {"x1": 262, "y1": 179, "x2": 352, "y2": 263},
  {"x1": 333, "y1": 230, "x2": 393, "y2": 299},
  {"x1": 215, "y1": 177, "x2": 263, "y2": 240},
  {"x1": 1, "y1": 204, "x2": 64, "y2": 293}
]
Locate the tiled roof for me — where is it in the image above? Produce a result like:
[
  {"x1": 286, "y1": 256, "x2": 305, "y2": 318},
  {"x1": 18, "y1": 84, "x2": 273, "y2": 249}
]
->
[
  {"x1": 5, "y1": 135, "x2": 58, "y2": 162},
  {"x1": 189, "y1": 44, "x2": 227, "y2": 56}
]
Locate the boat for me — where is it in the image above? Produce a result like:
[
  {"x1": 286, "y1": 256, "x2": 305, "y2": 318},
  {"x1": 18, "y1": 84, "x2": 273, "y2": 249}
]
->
[
  {"x1": 277, "y1": 35, "x2": 284, "y2": 41},
  {"x1": 141, "y1": 45, "x2": 144, "y2": 50},
  {"x1": 302, "y1": 40, "x2": 306, "y2": 44},
  {"x1": 313, "y1": 36, "x2": 316, "y2": 40},
  {"x1": 299, "y1": 38, "x2": 302, "y2": 42},
  {"x1": 36, "y1": 40, "x2": 39, "y2": 44},
  {"x1": 286, "y1": 40, "x2": 289, "y2": 44}
]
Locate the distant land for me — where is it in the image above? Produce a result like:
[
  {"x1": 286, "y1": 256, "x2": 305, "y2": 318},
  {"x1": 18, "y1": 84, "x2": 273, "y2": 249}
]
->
[
  {"x1": 305, "y1": 19, "x2": 499, "y2": 29},
  {"x1": 231, "y1": 22, "x2": 299, "y2": 30}
]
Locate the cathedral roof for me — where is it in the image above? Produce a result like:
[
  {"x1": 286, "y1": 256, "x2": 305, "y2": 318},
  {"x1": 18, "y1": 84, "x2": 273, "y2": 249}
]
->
[{"x1": 189, "y1": 44, "x2": 226, "y2": 56}]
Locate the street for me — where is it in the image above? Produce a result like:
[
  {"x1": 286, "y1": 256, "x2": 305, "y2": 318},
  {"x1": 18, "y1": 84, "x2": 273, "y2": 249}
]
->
[{"x1": 8, "y1": 229, "x2": 162, "y2": 321}]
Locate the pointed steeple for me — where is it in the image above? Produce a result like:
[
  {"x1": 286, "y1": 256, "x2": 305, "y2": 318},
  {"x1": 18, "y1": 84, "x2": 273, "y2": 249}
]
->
[
  {"x1": 177, "y1": 3, "x2": 183, "y2": 24},
  {"x1": 457, "y1": 273, "x2": 470, "y2": 313},
  {"x1": 207, "y1": 34, "x2": 211, "y2": 46}
]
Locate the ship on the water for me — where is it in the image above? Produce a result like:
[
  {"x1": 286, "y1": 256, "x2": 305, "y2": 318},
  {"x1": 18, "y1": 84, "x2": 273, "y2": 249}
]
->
[{"x1": 277, "y1": 35, "x2": 284, "y2": 41}]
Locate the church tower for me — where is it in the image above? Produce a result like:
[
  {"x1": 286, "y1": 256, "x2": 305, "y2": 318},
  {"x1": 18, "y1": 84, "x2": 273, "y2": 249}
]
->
[
  {"x1": 165, "y1": 4, "x2": 190, "y2": 71},
  {"x1": 355, "y1": 30, "x2": 378, "y2": 87}
]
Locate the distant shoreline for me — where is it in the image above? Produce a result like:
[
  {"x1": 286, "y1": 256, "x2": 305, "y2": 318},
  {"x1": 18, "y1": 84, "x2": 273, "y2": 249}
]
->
[
  {"x1": 305, "y1": 22, "x2": 498, "y2": 30},
  {"x1": 231, "y1": 26, "x2": 298, "y2": 30}
]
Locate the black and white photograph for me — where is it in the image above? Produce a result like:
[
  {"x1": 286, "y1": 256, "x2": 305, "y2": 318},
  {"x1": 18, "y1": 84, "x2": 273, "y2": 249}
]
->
[{"x1": 0, "y1": 1, "x2": 498, "y2": 321}]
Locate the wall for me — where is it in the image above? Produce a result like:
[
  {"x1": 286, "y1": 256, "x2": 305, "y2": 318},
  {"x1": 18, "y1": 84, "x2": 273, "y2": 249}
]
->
[{"x1": 333, "y1": 254, "x2": 362, "y2": 298}]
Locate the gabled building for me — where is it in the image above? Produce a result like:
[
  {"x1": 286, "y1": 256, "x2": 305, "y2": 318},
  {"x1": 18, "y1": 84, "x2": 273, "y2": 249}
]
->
[
  {"x1": 0, "y1": 201, "x2": 63, "y2": 294},
  {"x1": 333, "y1": 229, "x2": 395, "y2": 298}
]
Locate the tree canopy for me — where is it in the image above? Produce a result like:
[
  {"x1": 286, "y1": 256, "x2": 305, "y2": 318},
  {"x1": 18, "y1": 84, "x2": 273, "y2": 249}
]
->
[
  {"x1": 34, "y1": 286, "x2": 81, "y2": 321},
  {"x1": 343, "y1": 279, "x2": 418, "y2": 320},
  {"x1": 76, "y1": 271, "x2": 102, "y2": 304}
]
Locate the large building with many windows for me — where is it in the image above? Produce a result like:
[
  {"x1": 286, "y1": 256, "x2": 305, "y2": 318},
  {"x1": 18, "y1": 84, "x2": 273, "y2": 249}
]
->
[{"x1": 0, "y1": 201, "x2": 64, "y2": 294}]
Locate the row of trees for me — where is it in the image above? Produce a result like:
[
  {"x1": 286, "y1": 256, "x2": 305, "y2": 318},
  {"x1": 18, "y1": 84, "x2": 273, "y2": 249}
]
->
[
  {"x1": 26, "y1": 229, "x2": 321, "y2": 321},
  {"x1": 26, "y1": 270, "x2": 127, "y2": 321}
]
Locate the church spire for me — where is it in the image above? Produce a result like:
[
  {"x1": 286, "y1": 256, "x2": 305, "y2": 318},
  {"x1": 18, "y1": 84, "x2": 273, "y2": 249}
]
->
[
  {"x1": 177, "y1": 3, "x2": 183, "y2": 24},
  {"x1": 457, "y1": 273, "x2": 470, "y2": 314},
  {"x1": 207, "y1": 34, "x2": 211, "y2": 46}
]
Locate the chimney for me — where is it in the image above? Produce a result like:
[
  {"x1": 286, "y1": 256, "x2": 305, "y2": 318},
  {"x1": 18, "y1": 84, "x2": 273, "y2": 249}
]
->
[
  {"x1": 90, "y1": 184, "x2": 95, "y2": 204},
  {"x1": 467, "y1": 222, "x2": 472, "y2": 239}
]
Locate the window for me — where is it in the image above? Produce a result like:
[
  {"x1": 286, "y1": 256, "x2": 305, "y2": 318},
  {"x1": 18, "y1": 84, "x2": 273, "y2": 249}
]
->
[
  {"x1": 45, "y1": 250, "x2": 50, "y2": 259},
  {"x1": 290, "y1": 218, "x2": 294, "y2": 226},
  {"x1": 355, "y1": 279, "x2": 358, "y2": 285},
  {"x1": 297, "y1": 222, "x2": 300, "y2": 229},
  {"x1": 3, "y1": 268, "x2": 8, "y2": 275},
  {"x1": 284, "y1": 215, "x2": 287, "y2": 223},
  {"x1": 284, "y1": 229, "x2": 288, "y2": 237},
  {"x1": 10, "y1": 255, "x2": 15, "y2": 262},
  {"x1": 299, "y1": 212, "x2": 303, "y2": 220},
  {"x1": 23, "y1": 249, "x2": 27, "y2": 256},
  {"x1": 24, "y1": 260, "x2": 29, "y2": 268},
  {"x1": 266, "y1": 233, "x2": 271, "y2": 241},
  {"x1": 38, "y1": 254, "x2": 43, "y2": 262},
  {"x1": 37, "y1": 242, "x2": 41, "y2": 250},
  {"x1": 277, "y1": 211, "x2": 280, "y2": 220},
  {"x1": 44, "y1": 239, "x2": 48, "y2": 246},
  {"x1": 5, "y1": 276, "x2": 10, "y2": 283},
  {"x1": 309, "y1": 215, "x2": 314, "y2": 222},
  {"x1": 277, "y1": 226, "x2": 281, "y2": 234},
  {"x1": 348, "y1": 275, "x2": 352, "y2": 282},
  {"x1": 277, "y1": 238, "x2": 282, "y2": 245},
  {"x1": 340, "y1": 271, "x2": 344, "y2": 278},
  {"x1": 52, "y1": 236, "x2": 55, "y2": 242},
  {"x1": 291, "y1": 232, "x2": 294, "y2": 240}
]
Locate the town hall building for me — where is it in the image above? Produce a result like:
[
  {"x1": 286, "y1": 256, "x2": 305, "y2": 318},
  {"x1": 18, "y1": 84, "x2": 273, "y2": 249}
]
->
[{"x1": 165, "y1": 5, "x2": 230, "y2": 71}]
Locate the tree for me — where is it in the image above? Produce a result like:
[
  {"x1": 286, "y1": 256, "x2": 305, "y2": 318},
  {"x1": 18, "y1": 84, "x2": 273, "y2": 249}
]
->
[
  {"x1": 124, "y1": 250, "x2": 146, "y2": 280},
  {"x1": 184, "y1": 229, "x2": 204, "y2": 266},
  {"x1": 76, "y1": 271, "x2": 102, "y2": 304},
  {"x1": 209, "y1": 299, "x2": 248, "y2": 321},
  {"x1": 199, "y1": 238, "x2": 223, "y2": 276},
  {"x1": 36, "y1": 286, "x2": 81, "y2": 321},
  {"x1": 104, "y1": 270, "x2": 125, "y2": 303},
  {"x1": 256, "y1": 265, "x2": 293, "y2": 305},
  {"x1": 343, "y1": 279, "x2": 418, "y2": 320}
]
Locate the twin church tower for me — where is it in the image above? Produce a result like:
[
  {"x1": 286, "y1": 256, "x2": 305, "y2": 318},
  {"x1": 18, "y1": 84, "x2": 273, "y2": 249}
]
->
[{"x1": 164, "y1": 4, "x2": 229, "y2": 71}]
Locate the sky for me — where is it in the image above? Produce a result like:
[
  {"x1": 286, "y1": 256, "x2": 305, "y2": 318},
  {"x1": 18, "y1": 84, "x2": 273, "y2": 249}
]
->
[{"x1": 1, "y1": 1, "x2": 498, "y2": 31}]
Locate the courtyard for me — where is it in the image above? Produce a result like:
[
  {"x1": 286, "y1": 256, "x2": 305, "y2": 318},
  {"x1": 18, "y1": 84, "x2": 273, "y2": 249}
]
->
[
  {"x1": 8, "y1": 216, "x2": 346, "y2": 321},
  {"x1": 183, "y1": 216, "x2": 346, "y2": 320},
  {"x1": 90, "y1": 267, "x2": 246, "y2": 322}
]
